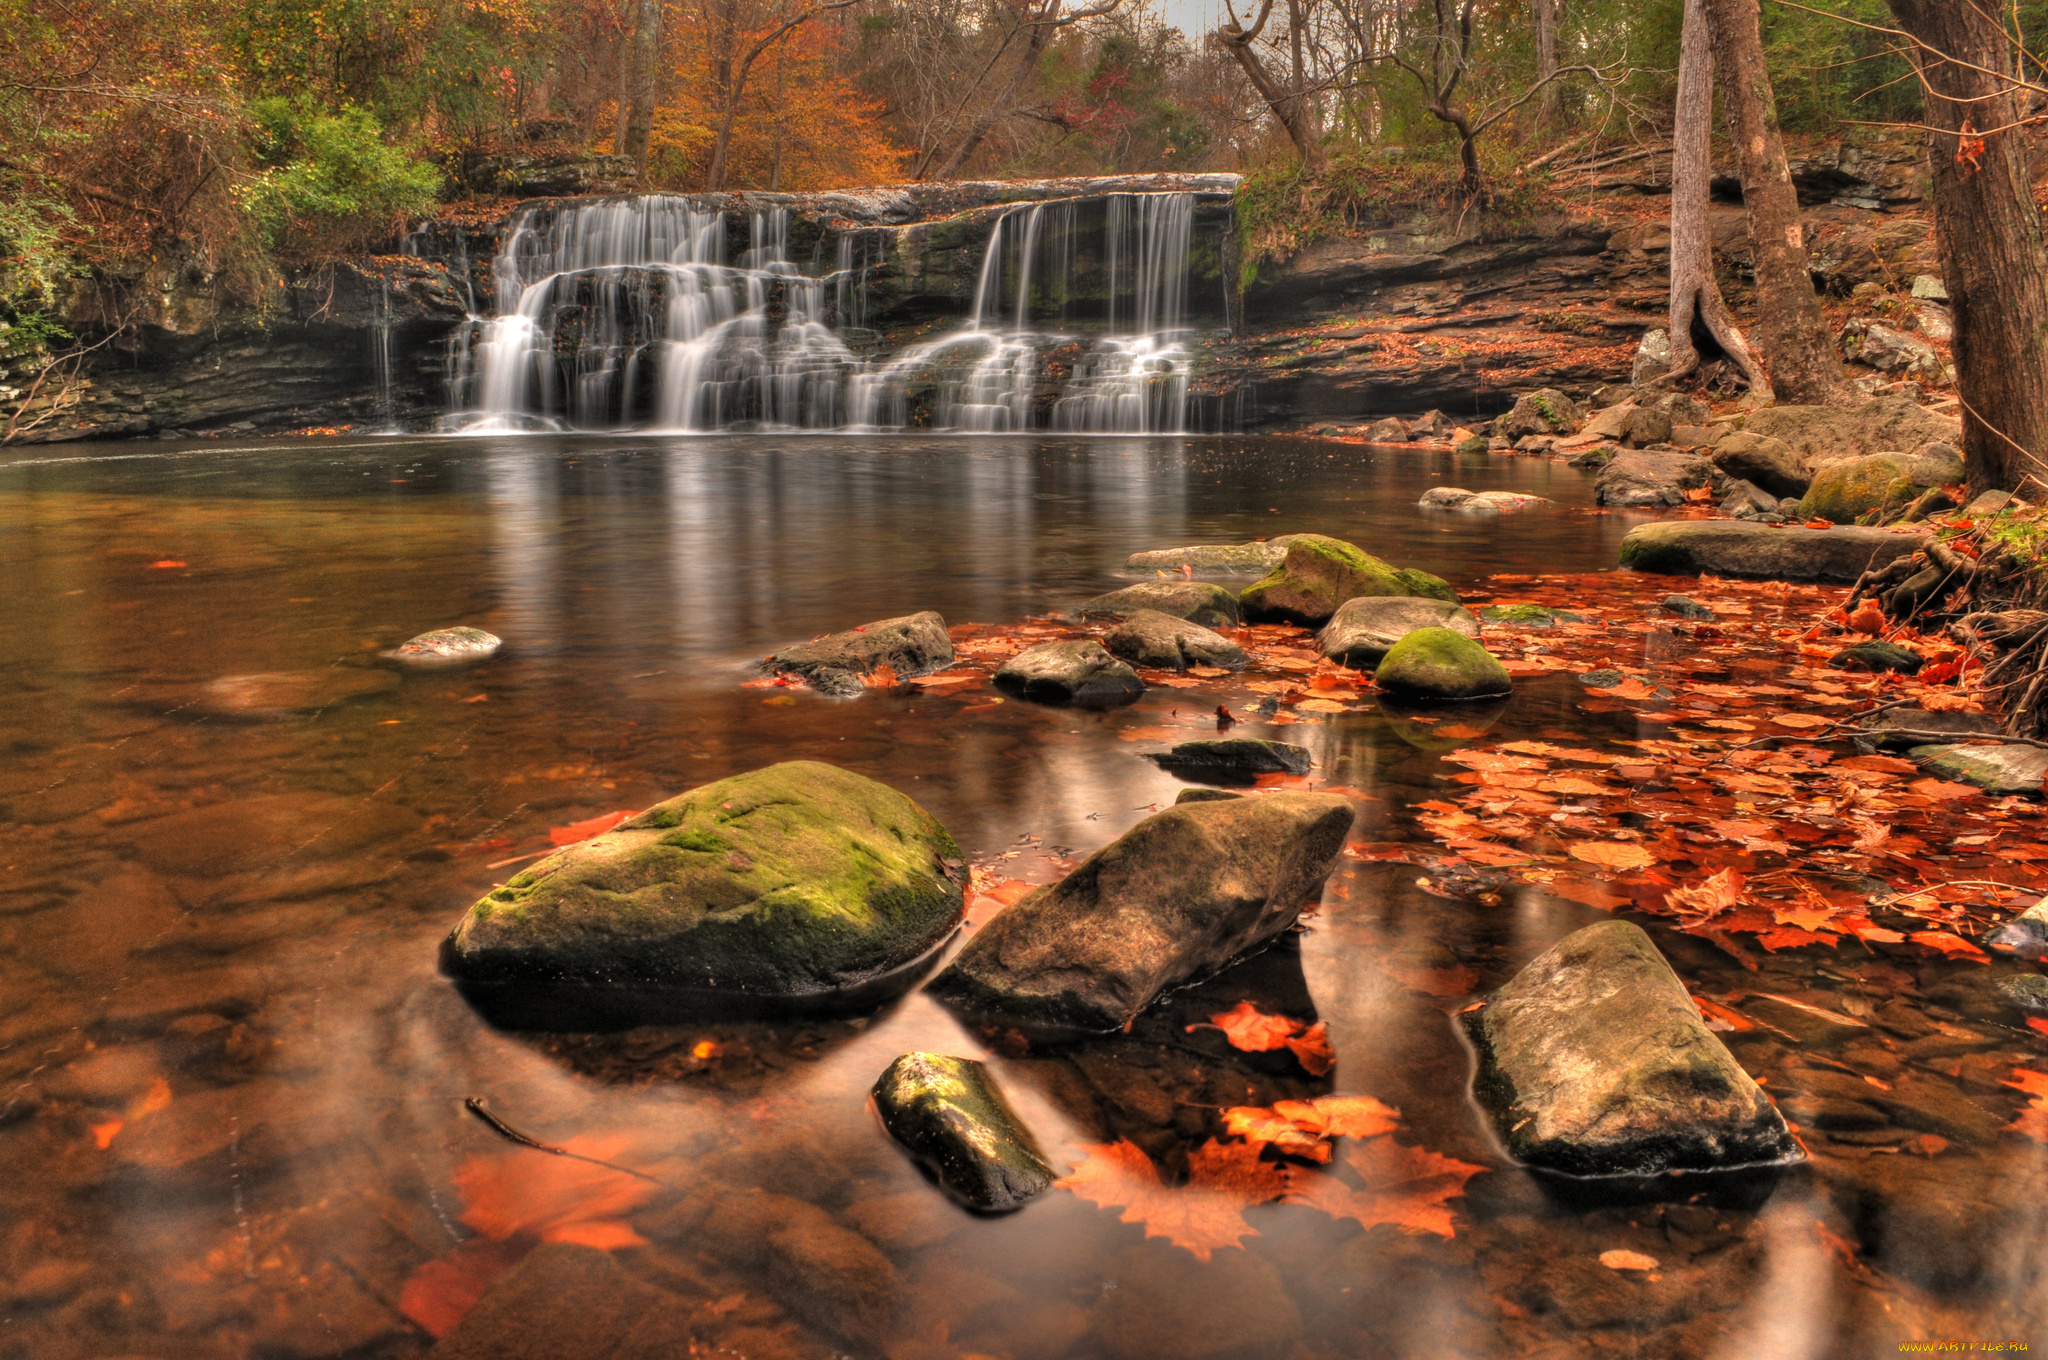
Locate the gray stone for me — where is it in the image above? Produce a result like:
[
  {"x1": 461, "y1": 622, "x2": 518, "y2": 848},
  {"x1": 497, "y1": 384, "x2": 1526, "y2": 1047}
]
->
[
  {"x1": 1857, "y1": 706, "x2": 2001, "y2": 752},
  {"x1": 1419, "y1": 486, "x2": 1477, "y2": 508},
  {"x1": 1985, "y1": 897, "x2": 2048, "y2": 959},
  {"x1": 1594, "y1": 448, "x2": 1714, "y2": 507},
  {"x1": 871, "y1": 1053, "x2": 1055, "y2": 1211},
  {"x1": 1374, "y1": 627, "x2": 1512, "y2": 701},
  {"x1": 1466, "y1": 921, "x2": 1800, "y2": 1176},
  {"x1": 1421, "y1": 487, "x2": 1550, "y2": 512},
  {"x1": 1911, "y1": 273, "x2": 1949, "y2": 301},
  {"x1": 1711, "y1": 431, "x2": 1808, "y2": 499},
  {"x1": 1995, "y1": 975, "x2": 2048, "y2": 1013},
  {"x1": 1364, "y1": 416, "x2": 1412, "y2": 442},
  {"x1": 1318, "y1": 595, "x2": 1480, "y2": 667},
  {"x1": 928, "y1": 793, "x2": 1355, "y2": 1030},
  {"x1": 440, "y1": 761, "x2": 964, "y2": 1025},
  {"x1": 995, "y1": 639, "x2": 1145, "y2": 707},
  {"x1": 1916, "y1": 304, "x2": 1954, "y2": 343},
  {"x1": 1408, "y1": 409, "x2": 1454, "y2": 437},
  {"x1": 765, "y1": 611, "x2": 954, "y2": 684},
  {"x1": 1124, "y1": 539, "x2": 1295, "y2": 576},
  {"x1": 1840, "y1": 317, "x2": 1945, "y2": 382},
  {"x1": 1644, "y1": 392, "x2": 1711, "y2": 425},
  {"x1": 387, "y1": 626, "x2": 501, "y2": 668},
  {"x1": 1737, "y1": 395, "x2": 1960, "y2": 460},
  {"x1": 1495, "y1": 388, "x2": 1583, "y2": 439},
  {"x1": 1151, "y1": 738, "x2": 1312, "y2": 777},
  {"x1": 1103, "y1": 610, "x2": 1246, "y2": 671},
  {"x1": 1077, "y1": 581, "x2": 1241, "y2": 627},
  {"x1": 1830, "y1": 640, "x2": 1923, "y2": 675},
  {"x1": 1720, "y1": 479, "x2": 1779, "y2": 518},
  {"x1": 1568, "y1": 446, "x2": 1616, "y2": 469},
  {"x1": 1623, "y1": 405, "x2": 1674, "y2": 447},
  {"x1": 1910, "y1": 742, "x2": 2048, "y2": 796},
  {"x1": 1618, "y1": 521, "x2": 1929, "y2": 583},
  {"x1": 1579, "y1": 403, "x2": 1635, "y2": 440},
  {"x1": 1965, "y1": 490, "x2": 2028, "y2": 517},
  {"x1": 1481, "y1": 604, "x2": 1582, "y2": 627},
  {"x1": 1632, "y1": 329, "x2": 1672, "y2": 385}
]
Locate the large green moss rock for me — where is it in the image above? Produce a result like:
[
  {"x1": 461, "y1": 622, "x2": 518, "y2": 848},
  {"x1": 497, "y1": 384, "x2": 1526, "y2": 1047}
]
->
[
  {"x1": 1799, "y1": 447, "x2": 1963, "y2": 523},
  {"x1": 1239, "y1": 534, "x2": 1457, "y2": 626},
  {"x1": 1374, "y1": 626, "x2": 1512, "y2": 701},
  {"x1": 441, "y1": 761, "x2": 964, "y2": 1026}
]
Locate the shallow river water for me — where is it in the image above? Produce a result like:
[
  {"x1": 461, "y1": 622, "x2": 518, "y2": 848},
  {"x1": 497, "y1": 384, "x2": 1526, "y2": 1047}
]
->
[{"x1": 1, "y1": 434, "x2": 2042, "y2": 1360}]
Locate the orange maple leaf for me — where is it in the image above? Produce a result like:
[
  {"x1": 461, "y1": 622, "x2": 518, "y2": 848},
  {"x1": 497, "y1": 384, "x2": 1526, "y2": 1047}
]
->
[
  {"x1": 1909, "y1": 930, "x2": 1988, "y2": 962},
  {"x1": 2004, "y1": 1069, "x2": 2048, "y2": 1141},
  {"x1": 1285, "y1": 1020, "x2": 1336, "y2": 1075},
  {"x1": 1057, "y1": 1138, "x2": 1286, "y2": 1261},
  {"x1": 1568, "y1": 841, "x2": 1657, "y2": 871},
  {"x1": 1192, "y1": 999, "x2": 1302, "y2": 1052},
  {"x1": 549, "y1": 810, "x2": 639, "y2": 848},
  {"x1": 1284, "y1": 1136, "x2": 1485, "y2": 1239}
]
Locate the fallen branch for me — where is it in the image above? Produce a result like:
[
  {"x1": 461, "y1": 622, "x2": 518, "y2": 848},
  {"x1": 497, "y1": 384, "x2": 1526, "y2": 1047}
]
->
[{"x1": 463, "y1": 1097, "x2": 673, "y2": 1186}]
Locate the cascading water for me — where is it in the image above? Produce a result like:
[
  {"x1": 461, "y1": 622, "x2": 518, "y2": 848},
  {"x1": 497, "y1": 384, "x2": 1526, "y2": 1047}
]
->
[{"x1": 443, "y1": 191, "x2": 1208, "y2": 434}]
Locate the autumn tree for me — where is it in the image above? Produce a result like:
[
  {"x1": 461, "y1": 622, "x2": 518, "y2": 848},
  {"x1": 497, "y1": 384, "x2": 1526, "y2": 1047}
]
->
[
  {"x1": 923, "y1": 0, "x2": 1127, "y2": 180},
  {"x1": 1214, "y1": 0, "x2": 1327, "y2": 176}
]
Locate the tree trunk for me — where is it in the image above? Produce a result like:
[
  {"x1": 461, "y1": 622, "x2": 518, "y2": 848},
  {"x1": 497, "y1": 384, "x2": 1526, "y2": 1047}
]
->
[
  {"x1": 620, "y1": 0, "x2": 661, "y2": 167},
  {"x1": 1702, "y1": 0, "x2": 1854, "y2": 405},
  {"x1": 1882, "y1": 0, "x2": 2048, "y2": 493},
  {"x1": 1533, "y1": 0, "x2": 1560, "y2": 124},
  {"x1": 1664, "y1": 0, "x2": 1769, "y2": 395},
  {"x1": 931, "y1": 7, "x2": 1056, "y2": 180},
  {"x1": 1217, "y1": 1, "x2": 1326, "y2": 176}
]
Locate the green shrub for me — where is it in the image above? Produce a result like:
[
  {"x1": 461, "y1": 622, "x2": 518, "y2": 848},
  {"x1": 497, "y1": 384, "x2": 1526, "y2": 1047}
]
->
[{"x1": 241, "y1": 98, "x2": 442, "y2": 258}]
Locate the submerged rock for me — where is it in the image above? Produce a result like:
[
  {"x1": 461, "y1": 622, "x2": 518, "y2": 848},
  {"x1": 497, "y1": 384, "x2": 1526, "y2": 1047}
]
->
[
  {"x1": 432, "y1": 1242, "x2": 698, "y2": 1360},
  {"x1": 1151, "y1": 737, "x2": 1311, "y2": 779},
  {"x1": 1124, "y1": 538, "x2": 1295, "y2": 576},
  {"x1": 186, "y1": 669, "x2": 400, "y2": 720},
  {"x1": 1481, "y1": 604, "x2": 1582, "y2": 628},
  {"x1": 440, "y1": 761, "x2": 964, "y2": 1026},
  {"x1": 994, "y1": 639, "x2": 1145, "y2": 707},
  {"x1": 871, "y1": 1053, "x2": 1055, "y2": 1211},
  {"x1": 1239, "y1": 533, "x2": 1457, "y2": 626},
  {"x1": 1985, "y1": 897, "x2": 2048, "y2": 958},
  {"x1": 1375, "y1": 627, "x2": 1511, "y2": 702},
  {"x1": 1076, "y1": 581, "x2": 1241, "y2": 627},
  {"x1": 1910, "y1": 742, "x2": 2048, "y2": 795},
  {"x1": 1829, "y1": 639, "x2": 1923, "y2": 675},
  {"x1": 1418, "y1": 488, "x2": 1551, "y2": 512},
  {"x1": 1857, "y1": 706, "x2": 2001, "y2": 751},
  {"x1": 763, "y1": 611, "x2": 954, "y2": 685},
  {"x1": 1617, "y1": 521, "x2": 1927, "y2": 583},
  {"x1": 1103, "y1": 610, "x2": 1247, "y2": 671},
  {"x1": 1319, "y1": 595, "x2": 1479, "y2": 667},
  {"x1": 928, "y1": 792, "x2": 1355, "y2": 1030},
  {"x1": 387, "y1": 626, "x2": 502, "y2": 668},
  {"x1": 1466, "y1": 921, "x2": 1799, "y2": 1176},
  {"x1": 1995, "y1": 974, "x2": 2048, "y2": 1014}
]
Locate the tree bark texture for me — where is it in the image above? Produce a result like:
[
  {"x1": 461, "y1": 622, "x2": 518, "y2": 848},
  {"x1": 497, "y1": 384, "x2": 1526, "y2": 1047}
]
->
[
  {"x1": 1702, "y1": 0, "x2": 1855, "y2": 406},
  {"x1": 1882, "y1": 0, "x2": 2048, "y2": 493},
  {"x1": 1665, "y1": 0, "x2": 1769, "y2": 396},
  {"x1": 621, "y1": 0, "x2": 661, "y2": 167},
  {"x1": 1533, "y1": 0, "x2": 1561, "y2": 124}
]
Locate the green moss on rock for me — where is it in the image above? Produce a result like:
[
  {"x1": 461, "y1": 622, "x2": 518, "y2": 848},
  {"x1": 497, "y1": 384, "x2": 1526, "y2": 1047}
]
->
[
  {"x1": 1375, "y1": 626, "x2": 1512, "y2": 701},
  {"x1": 1239, "y1": 534, "x2": 1457, "y2": 625}
]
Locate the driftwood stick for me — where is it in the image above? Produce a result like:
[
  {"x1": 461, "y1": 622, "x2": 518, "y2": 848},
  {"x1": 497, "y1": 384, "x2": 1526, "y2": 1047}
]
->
[{"x1": 463, "y1": 1097, "x2": 674, "y2": 1186}]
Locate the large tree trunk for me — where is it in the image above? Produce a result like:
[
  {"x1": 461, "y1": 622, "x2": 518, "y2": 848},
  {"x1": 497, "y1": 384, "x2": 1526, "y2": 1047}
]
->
[
  {"x1": 1664, "y1": 0, "x2": 1769, "y2": 395},
  {"x1": 1216, "y1": 0, "x2": 1327, "y2": 176},
  {"x1": 1533, "y1": 0, "x2": 1561, "y2": 124},
  {"x1": 1702, "y1": 0, "x2": 1855, "y2": 406},
  {"x1": 620, "y1": 0, "x2": 661, "y2": 167},
  {"x1": 1882, "y1": 0, "x2": 2048, "y2": 493}
]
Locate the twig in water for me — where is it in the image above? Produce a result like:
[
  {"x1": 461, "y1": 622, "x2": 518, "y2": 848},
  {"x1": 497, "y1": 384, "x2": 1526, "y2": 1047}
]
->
[{"x1": 463, "y1": 1098, "x2": 673, "y2": 1187}]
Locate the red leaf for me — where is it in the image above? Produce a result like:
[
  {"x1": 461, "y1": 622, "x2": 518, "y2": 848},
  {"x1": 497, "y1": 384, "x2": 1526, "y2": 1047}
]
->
[
  {"x1": 549, "y1": 810, "x2": 639, "y2": 847},
  {"x1": 1284, "y1": 1020, "x2": 1336, "y2": 1075},
  {"x1": 1192, "y1": 999, "x2": 1302, "y2": 1052}
]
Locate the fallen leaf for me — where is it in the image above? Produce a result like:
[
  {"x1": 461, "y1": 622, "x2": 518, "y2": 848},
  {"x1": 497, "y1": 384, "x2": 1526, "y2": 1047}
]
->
[
  {"x1": 1222, "y1": 1106, "x2": 1332, "y2": 1161},
  {"x1": 1295, "y1": 698, "x2": 1353, "y2": 713},
  {"x1": 1909, "y1": 930, "x2": 1988, "y2": 961},
  {"x1": 1058, "y1": 1138, "x2": 1287, "y2": 1261},
  {"x1": 1667, "y1": 867, "x2": 1744, "y2": 922},
  {"x1": 1284, "y1": 1136, "x2": 1484, "y2": 1239},
  {"x1": 399, "y1": 1238, "x2": 530, "y2": 1337},
  {"x1": 1284, "y1": 1020, "x2": 1335, "y2": 1075},
  {"x1": 149, "y1": 560, "x2": 188, "y2": 569},
  {"x1": 1192, "y1": 1000, "x2": 1302, "y2": 1053},
  {"x1": 1599, "y1": 1250, "x2": 1661, "y2": 1271},
  {"x1": 1769, "y1": 713, "x2": 1834, "y2": 730},
  {"x1": 452, "y1": 1136, "x2": 657, "y2": 1247},
  {"x1": 1568, "y1": 841, "x2": 1658, "y2": 871},
  {"x1": 549, "y1": 810, "x2": 638, "y2": 848},
  {"x1": 864, "y1": 664, "x2": 901, "y2": 688},
  {"x1": 2004, "y1": 1069, "x2": 2048, "y2": 1142},
  {"x1": 1908, "y1": 778, "x2": 1981, "y2": 801}
]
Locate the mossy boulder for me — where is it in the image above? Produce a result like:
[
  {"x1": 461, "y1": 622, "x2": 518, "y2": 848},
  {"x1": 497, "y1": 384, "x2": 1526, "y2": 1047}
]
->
[
  {"x1": 1495, "y1": 387, "x2": 1583, "y2": 439},
  {"x1": 440, "y1": 761, "x2": 964, "y2": 1026},
  {"x1": 1239, "y1": 534, "x2": 1457, "y2": 626},
  {"x1": 1480, "y1": 604, "x2": 1583, "y2": 628},
  {"x1": 1799, "y1": 446, "x2": 1964, "y2": 523},
  {"x1": 1374, "y1": 627, "x2": 1512, "y2": 701},
  {"x1": 1319, "y1": 596, "x2": 1479, "y2": 667},
  {"x1": 871, "y1": 1053, "x2": 1054, "y2": 1211}
]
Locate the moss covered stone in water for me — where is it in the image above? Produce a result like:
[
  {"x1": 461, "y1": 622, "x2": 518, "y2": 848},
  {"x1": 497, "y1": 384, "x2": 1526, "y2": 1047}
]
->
[
  {"x1": 1239, "y1": 533, "x2": 1457, "y2": 626},
  {"x1": 1479, "y1": 604, "x2": 1583, "y2": 628},
  {"x1": 1374, "y1": 626, "x2": 1512, "y2": 701},
  {"x1": 871, "y1": 1053, "x2": 1054, "y2": 1211},
  {"x1": 441, "y1": 761, "x2": 964, "y2": 1025}
]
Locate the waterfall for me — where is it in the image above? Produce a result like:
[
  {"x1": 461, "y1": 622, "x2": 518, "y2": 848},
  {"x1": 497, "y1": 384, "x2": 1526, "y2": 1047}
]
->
[{"x1": 444, "y1": 190, "x2": 1206, "y2": 435}]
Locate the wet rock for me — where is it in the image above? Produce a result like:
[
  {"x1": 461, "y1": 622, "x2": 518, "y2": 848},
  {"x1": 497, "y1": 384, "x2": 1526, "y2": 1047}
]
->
[
  {"x1": 1568, "y1": 445, "x2": 1616, "y2": 469},
  {"x1": 1076, "y1": 581, "x2": 1241, "y2": 626},
  {"x1": 1856, "y1": 707, "x2": 2000, "y2": 752},
  {"x1": 1103, "y1": 610, "x2": 1246, "y2": 671},
  {"x1": 702, "y1": 1190, "x2": 901, "y2": 1348},
  {"x1": 1364, "y1": 416, "x2": 1412, "y2": 442},
  {"x1": 1174, "y1": 787, "x2": 1243, "y2": 804},
  {"x1": 1632, "y1": 329, "x2": 1671, "y2": 385},
  {"x1": 1494, "y1": 388, "x2": 1582, "y2": 439},
  {"x1": 1799, "y1": 446, "x2": 1963, "y2": 523},
  {"x1": 929, "y1": 793, "x2": 1354, "y2": 1030},
  {"x1": 1711, "y1": 431, "x2": 1808, "y2": 499},
  {"x1": 1839, "y1": 317, "x2": 1945, "y2": 382},
  {"x1": 1737, "y1": 395, "x2": 1959, "y2": 460},
  {"x1": 1239, "y1": 533, "x2": 1456, "y2": 626},
  {"x1": 1661, "y1": 595, "x2": 1714, "y2": 620},
  {"x1": 1466, "y1": 921, "x2": 1799, "y2": 1176},
  {"x1": 171, "y1": 669, "x2": 402, "y2": 720},
  {"x1": 871, "y1": 1053, "x2": 1054, "y2": 1211},
  {"x1": 994, "y1": 640, "x2": 1145, "y2": 708},
  {"x1": 1910, "y1": 742, "x2": 2048, "y2": 795},
  {"x1": 1375, "y1": 627, "x2": 1511, "y2": 703},
  {"x1": 1318, "y1": 595, "x2": 1480, "y2": 667},
  {"x1": 806, "y1": 667, "x2": 866, "y2": 697},
  {"x1": 1418, "y1": 486, "x2": 1476, "y2": 508},
  {"x1": 1985, "y1": 897, "x2": 2048, "y2": 958},
  {"x1": 432, "y1": 1242, "x2": 699, "y2": 1360},
  {"x1": 1995, "y1": 974, "x2": 2048, "y2": 1012},
  {"x1": 440, "y1": 761, "x2": 964, "y2": 1025},
  {"x1": 386, "y1": 626, "x2": 502, "y2": 668},
  {"x1": 763, "y1": 611, "x2": 954, "y2": 685},
  {"x1": 1092, "y1": 1246, "x2": 1301, "y2": 1360},
  {"x1": 1123, "y1": 539, "x2": 1295, "y2": 577},
  {"x1": 1617, "y1": 521, "x2": 1928, "y2": 583},
  {"x1": 1418, "y1": 488, "x2": 1550, "y2": 511},
  {"x1": 1593, "y1": 449, "x2": 1714, "y2": 507},
  {"x1": 1454, "y1": 434, "x2": 1490, "y2": 454},
  {"x1": 1829, "y1": 639, "x2": 1923, "y2": 675},
  {"x1": 1409, "y1": 409, "x2": 1453, "y2": 438},
  {"x1": 1964, "y1": 489, "x2": 2027, "y2": 517},
  {"x1": 1480, "y1": 604, "x2": 1582, "y2": 628},
  {"x1": 1151, "y1": 737, "x2": 1312, "y2": 779},
  {"x1": 124, "y1": 793, "x2": 422, "y2": 879}
]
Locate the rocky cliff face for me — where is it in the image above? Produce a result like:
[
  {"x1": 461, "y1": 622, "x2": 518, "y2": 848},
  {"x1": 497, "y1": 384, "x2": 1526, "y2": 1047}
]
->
[{"x1": 8, "y1": 137, "x2": 1938, "y2": 441}]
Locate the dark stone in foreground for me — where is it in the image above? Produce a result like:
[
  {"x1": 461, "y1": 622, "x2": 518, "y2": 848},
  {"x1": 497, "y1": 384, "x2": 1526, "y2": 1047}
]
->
[
  {"x1": 929, "y1": 793, "x2": 1355, "y2": 1031},
  {"x1": 440, "y1": 761, "x2": 963, "y2": 1026},
  {"x1": 1661, "y1": 595, "x2": 1714, "y2": 620},
  {"x1": 1104, "y1": 609, "x2": 1247, "y2": 671},
  {"x1": 1076, "y1": 581, "x2": 1241, "y2": 627},
  {"x1": 1151, "y1": 738, "x2": 1311, "y2": 778},
  {"x1": 1318, "y1": 595, "x2": 1479, "y2": 667},
  {"x1": 1618, "y1": 521, "x2": 1928, "y2": 583},
  {"x1": 1830, "y1": 639, "x2": 1923, "y2": 675},
  {"x1": 388, "y1": 626, "x2": 501, "y2": 668},
  {"x1": 764, "y1": 611, "x2": 954, "y2": 685},
  {"x1": 1466, "y1": 921, "x2": 1799, "y2": 1177},
  {"x1": 871, "y1": 1053, "x2": 1055, "y2": 1211},
  {"x1": 1375, "y1": 627, "x2": 1512, "y2": 701},
  {"x1": 994, "y1": 639, "x2": 1145, "y2": 707}
]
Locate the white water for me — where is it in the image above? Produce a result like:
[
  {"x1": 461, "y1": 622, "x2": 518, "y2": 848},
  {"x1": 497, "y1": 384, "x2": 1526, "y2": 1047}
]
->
[{"x1": 442, "y1": 192, "x2": 1200, "y2": 434}]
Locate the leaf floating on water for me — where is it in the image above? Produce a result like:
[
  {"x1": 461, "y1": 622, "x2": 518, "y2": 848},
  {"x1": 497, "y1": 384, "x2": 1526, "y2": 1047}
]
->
[
  {"x1": 1057, "y1": 1138, "x2": 1286, "y2": 1262},
  {"x1": 2004, "y1": 1069, "x2": 2048, "y2": 1142},
  {"x1": 1192, "y1": 999, "x2": 1301, "y2": 1053},
  {"x1": 399, "y1": 1238, "x2": 530, "y2": 1337},
  {"x1": 1598, "y1": 1249, "x2": 1661, "y2": 1271},
  {"x1": 1284, "y1": 1137, "x2": 1484, "y2": 1239},
  {"x1": 863, "y1": 663, "x2": 901, "y2": 688},
  {"x1": 1907, "y1": 930, "x2": 1987, "y2": 961},
  {"x1": 1666, "y1": 867, "x2": 1744, "y2": 923},
  {"x1": 1284, "y1": 1020, "x2": 1336, "y2": 1075},
  {"x1": 1567, "y1": 841, "x2": 1657, "y2": 871},
  {"x1": 549, "y1": 810, "x2": 639, "y2": 848}
]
